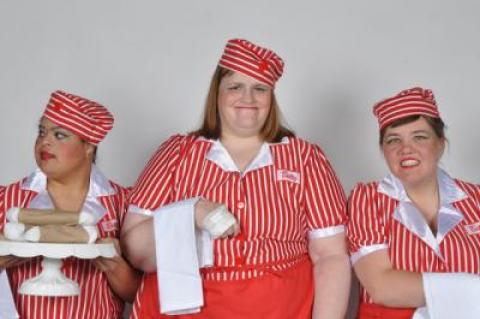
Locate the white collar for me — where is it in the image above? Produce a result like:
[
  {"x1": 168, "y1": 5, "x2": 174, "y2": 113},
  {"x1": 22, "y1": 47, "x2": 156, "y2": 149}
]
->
[
  {"x1": 204, "y1": 137, "x2": 289, "y2": 175},
  {"x1": 20, "y1": 165, "x2": 115, "y2": 223},
  {"x1": 21, "y1": 165, "x2": 116, "y2": 197},
  {"x1": 378, "y1": 168, "x2": 467, "y2": 259}
]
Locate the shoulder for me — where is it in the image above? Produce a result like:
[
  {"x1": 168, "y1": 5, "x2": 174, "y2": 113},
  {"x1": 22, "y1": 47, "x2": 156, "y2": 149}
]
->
[
  {"x1": 454, "y1": 178, "x2": 480, "y2": 201},
  {"x1": 274, "y1": 136, "x2": 329, "y2": 160},
  {"x1": 107, "y1": 180, "x2": 130, "y2": 198},
  {"x1": 348, "y1": 181, "x2": 381, "y2": 203}
]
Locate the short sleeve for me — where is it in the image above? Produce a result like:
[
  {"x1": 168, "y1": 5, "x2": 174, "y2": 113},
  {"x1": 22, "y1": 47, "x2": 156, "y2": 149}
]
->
[
  {"x1": 347, "y1": 182, "x2": 389, "y2": 263},
  {"x1": 303, "y1": 144, "x2": 347, "y2": 237},
  {"x1": 128, "y1": 135, "x2": 186, "y2": 214}
]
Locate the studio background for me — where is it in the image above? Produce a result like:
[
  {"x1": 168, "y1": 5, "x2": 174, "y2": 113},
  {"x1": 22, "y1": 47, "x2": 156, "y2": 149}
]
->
[{"x1": 1, "y1": 1, "x2": 479, "y2": 317}]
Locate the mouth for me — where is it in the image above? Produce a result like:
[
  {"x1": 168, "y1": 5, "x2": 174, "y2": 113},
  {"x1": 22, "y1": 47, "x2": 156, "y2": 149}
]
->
[
  {"x1": 235, "y1": 105, "x2": 258, "y2": 110},
  {"x1": 400, "y1": 158, "x2": 420, "y2": 168},
  {"x1": 40, "y1": 151, "x2": 56, "y2": 161}
]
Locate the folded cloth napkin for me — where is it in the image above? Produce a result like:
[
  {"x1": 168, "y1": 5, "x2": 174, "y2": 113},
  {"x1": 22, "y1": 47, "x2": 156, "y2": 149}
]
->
[
  {"x1": 0, "y1": 270, "x2": 19, "y2": 318},
  {"x1": 153, "y1": 198, "x2": 214, "y2": 315},
  {"x1": 412, "y1": 272, "x2": 480, "y2": 319}
]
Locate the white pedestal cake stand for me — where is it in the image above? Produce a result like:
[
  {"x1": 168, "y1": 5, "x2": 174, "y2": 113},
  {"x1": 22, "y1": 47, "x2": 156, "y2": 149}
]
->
[{"x1": 0, "y1": 240, "x2": 116, "y2": 296}]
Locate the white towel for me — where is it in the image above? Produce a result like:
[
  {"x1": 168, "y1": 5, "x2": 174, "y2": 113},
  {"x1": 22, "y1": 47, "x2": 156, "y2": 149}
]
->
[
  {"x1": 413, "y1": 272, "x2": 480, "y2": 319},
  {"x1": 0, "y1": 270, "x2": 19, "y2": 318},
  {"x1": 153, "y1": 198, "x2": 214, "y2": 315}
]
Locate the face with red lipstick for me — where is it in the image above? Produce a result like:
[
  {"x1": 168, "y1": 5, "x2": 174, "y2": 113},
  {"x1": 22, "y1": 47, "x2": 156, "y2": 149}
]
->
[
  {"x1": 34, "y1": 117, "x2": 94, "y2": 180},
  {"x1": 217, "y1": 71, "x2": 272, "y2": 138},
  {"x1": 382, "y1": 116, "x2": 445, "y2": 189}
]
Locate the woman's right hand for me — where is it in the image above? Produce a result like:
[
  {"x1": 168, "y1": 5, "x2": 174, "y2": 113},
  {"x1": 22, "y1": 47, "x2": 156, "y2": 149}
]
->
[
  {"x1": 194, "y1": 199, "x2": 240, "y2": 238},
  {"x1": 0, "y1": 255, "x2": 28, "y2": 269}
]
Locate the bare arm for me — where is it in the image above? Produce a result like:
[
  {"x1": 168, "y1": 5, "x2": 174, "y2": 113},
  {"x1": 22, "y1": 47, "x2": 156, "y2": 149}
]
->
[
  {"x1": 120, "y1": 212, "x2": 156, "y2": 272},
  {"x1": 93, "y1": 238, "x2": 142, "y2": 302},
  {"x1": 353, "y1": 249, "x2": 425, "y2": 307},
  {"x1": 309, "y1": 232, "x2": 351, "y2": 319},
  {"x1": 120, "y1": 199, "x2": 239, "y2": 272}
]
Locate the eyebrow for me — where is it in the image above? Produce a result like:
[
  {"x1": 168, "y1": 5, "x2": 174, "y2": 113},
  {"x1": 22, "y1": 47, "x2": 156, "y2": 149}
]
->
[{"x1": 38, "y1": 124, "x2": 65, "y2": 131}]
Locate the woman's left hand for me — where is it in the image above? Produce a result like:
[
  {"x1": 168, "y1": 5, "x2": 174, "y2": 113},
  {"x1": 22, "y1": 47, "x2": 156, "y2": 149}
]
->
[{"x1": 92, "y1": 237, "x2": 124, "y2": 273}]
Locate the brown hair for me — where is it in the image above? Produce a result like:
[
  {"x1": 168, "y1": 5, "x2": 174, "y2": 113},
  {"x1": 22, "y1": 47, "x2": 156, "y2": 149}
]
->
[
  {"x1": 191, "y1": 66, "x2": 295, "y2": 142},
  {"x1": 379, "y1": 115, "x2": 446, "y2": 144}
]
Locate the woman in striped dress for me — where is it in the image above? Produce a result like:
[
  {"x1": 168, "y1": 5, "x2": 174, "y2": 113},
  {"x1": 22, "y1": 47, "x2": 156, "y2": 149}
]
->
[
  {"x1": 348, "y1": 87, "x2": 480, "y2": 319},
  {"x1": 0, "y1": 90, "x2": 140, "y2": 319},
  {"x1": 121, "y1": 39, "x2": 351, "y2": 319}
]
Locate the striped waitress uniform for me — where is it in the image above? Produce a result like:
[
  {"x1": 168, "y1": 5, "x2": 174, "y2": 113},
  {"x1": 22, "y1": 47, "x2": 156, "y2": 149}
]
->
[
  {"x1": 129, "y1": 134, "x2": 347, "y2": 319},
  {"x1": 0, "y1": 167, "x2": 128, "y2": 319},
  {"x1": 347, "y1": 169, "x2": 480, "y2": 319}
]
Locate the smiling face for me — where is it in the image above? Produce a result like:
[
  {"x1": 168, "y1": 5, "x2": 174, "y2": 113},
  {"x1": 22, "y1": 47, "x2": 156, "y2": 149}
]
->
[
  {"x1": 382, "y1": 116, "x2": 445, "y2": 189},
  {"x1": 217, "y1": 71, "x2": 272, "y2": 138},
  {"x1": 34, "y1": 117, "x2": 94, "y2": 181}
]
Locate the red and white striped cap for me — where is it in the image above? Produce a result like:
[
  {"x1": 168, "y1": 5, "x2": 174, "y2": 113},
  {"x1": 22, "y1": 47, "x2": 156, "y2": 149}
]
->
[
  {"x1": 373, "y1": 87, "x2": 441, "y2": 130},
  {"x1": 219, "y1": 39, "x2": 284, "y2": 88},
  {"x1": 43, "y1": 90, "x2": 114, "y2": 145}
]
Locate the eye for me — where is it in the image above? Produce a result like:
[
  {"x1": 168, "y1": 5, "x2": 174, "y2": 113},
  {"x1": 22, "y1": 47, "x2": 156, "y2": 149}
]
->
[
  {"x1": 384, "y1": 137, "x2": 400, "y2": 145},
  {"x1": 254, "y1": 86, "x2": 269, "y2": 92},
  {"x1": 54, "y1": 131, "x2": 69, "y2": 140},
  {"x1": 413, "y1": 134, "x2": 429, "y2": 141},
  {"x1": 38, "y1": 128, "x2": 46, "y2": 137},
  {"x1": 227, "y1": 85, "x2": 241, "y2": 91}
]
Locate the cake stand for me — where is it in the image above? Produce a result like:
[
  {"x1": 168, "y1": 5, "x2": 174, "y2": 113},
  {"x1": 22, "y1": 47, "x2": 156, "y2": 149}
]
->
[{"x1": 0, "y1": 240, "x2": 116, "y2": 296}]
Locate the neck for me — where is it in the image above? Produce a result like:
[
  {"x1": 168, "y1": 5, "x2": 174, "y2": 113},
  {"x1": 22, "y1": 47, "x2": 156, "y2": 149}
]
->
[
  {"x1": 220, "y1": 133, "x2": 264, "y2": 172},
  {"x1": 46, "y1": 164, "x2": 92, "y2": 212},
  {"x1": 404, "y1": 176, "x2": 440, "y2": 228},
  {"x1": 220, "y1": 132, "x2": 263, "y2": 150}
]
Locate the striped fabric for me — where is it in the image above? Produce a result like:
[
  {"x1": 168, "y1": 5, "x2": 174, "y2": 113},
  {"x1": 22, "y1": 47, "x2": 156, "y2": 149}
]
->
[
  {"x1": 373, "y1": 87, "x2": 440, "y2": 130},
  {"x1": 0, "y1": 180, "x2": 128, "y2": 319},
  {"x1": 219, "y1": 39, "x2": 284, "y2": 87},
  {"x1": 43, "y1": 90, "x2": 114, "y2": 145},
  {"x1": 129, "y1": 134, "x2": 347, "y2": 317},
  {"x1": 347, "y1": 180, "x2": 480, "y2": 305}
]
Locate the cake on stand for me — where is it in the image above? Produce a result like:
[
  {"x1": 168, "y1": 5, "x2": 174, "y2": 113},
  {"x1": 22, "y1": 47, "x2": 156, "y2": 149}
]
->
[{"x1": 0, "y1": 239, "x2": 116, "y2": 296}]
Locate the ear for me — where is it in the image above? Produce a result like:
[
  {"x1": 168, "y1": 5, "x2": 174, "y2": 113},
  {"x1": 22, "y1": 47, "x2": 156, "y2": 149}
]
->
[
  {"x1": 438, "y1": 137, "x2": 446, "y2": 158},
  {"x1": 84, "y1": 143, "x2": 95, "y2": 157}
]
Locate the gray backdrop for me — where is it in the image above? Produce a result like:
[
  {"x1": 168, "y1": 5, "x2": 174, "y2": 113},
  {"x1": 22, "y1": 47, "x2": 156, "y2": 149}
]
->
[{"x1": 1, "y1": 1, "x2": 479, "y2": 317}]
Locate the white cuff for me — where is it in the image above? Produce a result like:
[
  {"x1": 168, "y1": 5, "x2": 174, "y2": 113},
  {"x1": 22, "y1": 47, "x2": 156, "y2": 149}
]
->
[
  {"x1": 350, "y1": 244, "x2": 389, "y2": 264},
  {"x1": 128, "y1": 204, "x2": 154, "y2": 216},
  {"x1": 308, "y1": 225, "x2": 345, "y2": 240}
]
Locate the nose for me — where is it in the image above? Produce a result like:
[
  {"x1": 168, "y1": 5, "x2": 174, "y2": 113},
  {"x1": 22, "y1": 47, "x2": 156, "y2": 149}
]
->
[
  {"x1": 241, "y1": 88, "x2": 255, "y2": 104},
  {"x1": 398, "y1": 140, "x2": 414, "y2": 154},
  {"x1": 37, "y1": 132, "x2": 53, "y2": 146}
]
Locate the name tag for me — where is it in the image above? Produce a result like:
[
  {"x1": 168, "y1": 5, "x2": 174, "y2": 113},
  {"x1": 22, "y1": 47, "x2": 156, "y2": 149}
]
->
[
  {"x1": 276, "y1": 170, "x2": 300, "y2": 184},
  {"x1": 101, "y1": 219, "x2": 119, "y2": 232},
  {"x1": 464, "y1": 222, "x2": 480, "y2": 235}
]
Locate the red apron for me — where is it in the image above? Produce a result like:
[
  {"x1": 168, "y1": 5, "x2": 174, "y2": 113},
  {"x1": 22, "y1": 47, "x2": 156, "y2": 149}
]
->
[
  {"x1": 357, "y1": 303, "x2": 416, "y2": 319},
  {"x1": 136, "y1": 256, "x2": 314, "y2": 319}
]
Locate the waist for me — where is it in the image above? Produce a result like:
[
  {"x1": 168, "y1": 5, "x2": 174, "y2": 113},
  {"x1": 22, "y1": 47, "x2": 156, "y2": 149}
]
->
[
  {"x1": 201, "y1": 254, "x2": 310, "y2": 281},
  {"x1": 358, "y1": 303, "x2": 416, "y2": 319}
]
